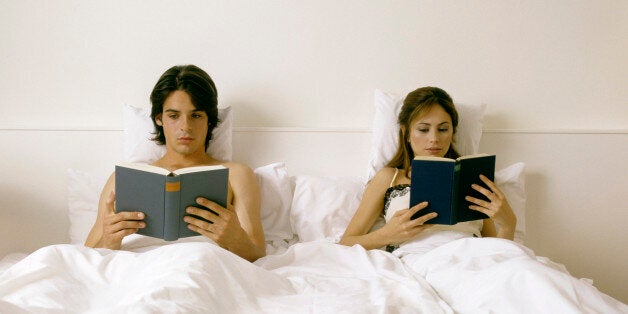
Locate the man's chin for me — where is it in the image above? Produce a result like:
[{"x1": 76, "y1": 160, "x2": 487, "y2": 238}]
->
[{"x1": 172, "y1": 145, "x2": 203, "y2": 155}]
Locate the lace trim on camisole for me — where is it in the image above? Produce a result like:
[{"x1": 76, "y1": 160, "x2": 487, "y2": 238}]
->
[
  {"x1": 381, "y1": 168, "x2": 483, "y2": 253},
  {"x1": 383, "y1": 184, "x2": 410, "y2": 216}
]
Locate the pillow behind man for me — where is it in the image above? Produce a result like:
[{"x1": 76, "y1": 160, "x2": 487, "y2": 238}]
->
[{"x1": 123, "y1": 104, "x2": 233, "y2": 163}]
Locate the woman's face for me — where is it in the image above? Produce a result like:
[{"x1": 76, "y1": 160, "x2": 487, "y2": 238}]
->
[{"x1": 406, "y1": 105, "x2": 454, "y2": 158}]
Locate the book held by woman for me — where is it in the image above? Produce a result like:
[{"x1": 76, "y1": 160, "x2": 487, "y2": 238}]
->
[{"x1": 410, "y1": 154, "x2": 495, "y2": 224}]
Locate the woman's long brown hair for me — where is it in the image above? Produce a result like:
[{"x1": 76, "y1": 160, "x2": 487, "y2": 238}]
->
[{"x1": 385, "y1": 87, "x2": 461, "y2": 178}]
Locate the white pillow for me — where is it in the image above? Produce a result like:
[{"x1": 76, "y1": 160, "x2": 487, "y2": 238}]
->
[
  {"x1": 67, "y1": 163, "x2": 294, "y2": 245},
  {"x1": 367, "y1": 89, "x2": 487, "y2": 180},
  {"x1": 254, "y1": 162, "x2": 294, "y2": 241},
  {"x1": 290, "y1": 163, "x2": 526, "y2": 244},
  {"x1": 123, "y1": 104, "x2": 233, "y2": 163},
  {"x1": 290, "y1": 176, "x2": 365, "y2": 242},
  {"x1": 494, "y1": 162, "x2": 527, "y2": 243},
  {"x1": 66, "y1": 169, "x2": 106, "y2": 244}
]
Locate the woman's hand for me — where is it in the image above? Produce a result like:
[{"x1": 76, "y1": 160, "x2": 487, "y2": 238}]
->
[
  {"x1": 466, "y1": 175, "x2": 517, "y2": 239},
  {"x1": 184, "y1": 197, "x2": 249, "y2": 250},
  {"x1": 379, "y1": 201, "x2": 437, "y2": 246},
  {"x1": 95, "y1": 191, "x2": 145, "y2": 249}
]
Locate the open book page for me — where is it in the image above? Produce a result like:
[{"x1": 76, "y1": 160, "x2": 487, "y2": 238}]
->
[
  {"x1": 117, "y1": 162, "x2": 171, "y2": 175},
  {"x1": 413, "y1": 156, "x2": 455, "y2": 162},
  {"x1": 173, "y1": 165, "x2": 226, "y2": 175},
  {"x1": 456, "y1": 153, "x2": 491, "y2": 161},
  {"x1": 413, "y1": 153, "x2": 491, "y2": 163},
  {"x1": 117, "y1": 163, "x2": 226, "y2": 176}
]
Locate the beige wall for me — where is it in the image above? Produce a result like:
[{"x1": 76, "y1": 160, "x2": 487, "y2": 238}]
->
[
  {"x1": 480, "y1": 131, "x2": 628, "y2": 304},
  {"x1": 1, "y1": 1, "x2": 626, "y2": 131}
]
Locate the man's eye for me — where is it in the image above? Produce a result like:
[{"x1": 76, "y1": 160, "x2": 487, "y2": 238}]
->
[
  {"x1": 168, "y1": 114, "x2": 178, "y2": 119},
  {"x1": 439, "y1": 128, "x2": 449, "y2": 132}
]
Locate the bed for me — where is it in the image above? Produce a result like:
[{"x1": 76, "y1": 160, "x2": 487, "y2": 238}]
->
[{"x1": 1, "y1": 91, "x2": 626, "y2": 313}]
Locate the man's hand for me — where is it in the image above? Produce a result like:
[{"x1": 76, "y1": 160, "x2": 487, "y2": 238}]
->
[
  {"x1": 95, "y1": 191, "x2": 145, "y2": 250},
  {"x1": 184, "y1": 197, "x2": 249, "y2": 250}
]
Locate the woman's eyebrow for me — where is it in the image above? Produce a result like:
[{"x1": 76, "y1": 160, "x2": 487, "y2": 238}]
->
[{"x1": 417, "y1": 122, "x2": 451, "y2": 126}]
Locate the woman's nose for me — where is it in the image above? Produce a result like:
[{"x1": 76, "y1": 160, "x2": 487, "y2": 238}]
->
[{"x1": 428, "y1": 130, "x2": 438, "y2": 142}]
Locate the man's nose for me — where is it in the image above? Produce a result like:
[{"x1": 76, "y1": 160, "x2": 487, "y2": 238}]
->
[{"x1": 180, "y1": 116, "x2": 191, "y2": 131}]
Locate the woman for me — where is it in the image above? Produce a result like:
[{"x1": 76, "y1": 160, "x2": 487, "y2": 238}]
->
[{"x1": 340, "y1": 86, "x2": 517, "y2": 255}]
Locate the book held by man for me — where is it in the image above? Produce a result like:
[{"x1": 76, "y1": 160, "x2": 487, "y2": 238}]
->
[
  {"x1": 115, "y1": 163, "x2": 229, "y2": 241},
  {"x1": 409, "y1": 154, "x2": 495, "y2": 225}
]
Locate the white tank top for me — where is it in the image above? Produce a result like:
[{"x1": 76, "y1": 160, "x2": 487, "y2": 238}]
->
[{"x1": 383, "y1": 169, "x2": 483, "y2": 255}]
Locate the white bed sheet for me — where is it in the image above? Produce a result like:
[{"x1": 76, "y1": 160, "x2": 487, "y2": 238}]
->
[
  {"x1": 0, "y1": 239, "x2": 450, "y2": 313},
  {"x1": 400, "y1": 237, "x2": 626, "y2": 313},
  {"x1": 1, "y1": 238, "x2": 626, "y2": 313}
]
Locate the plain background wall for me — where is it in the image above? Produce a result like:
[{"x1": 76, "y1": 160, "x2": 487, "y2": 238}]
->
[
  {"x1": 1, "y1": 1, "x2": 626, "y2": 130},
  {"x1": 1, "y1": 0, "x2": 626, "y2": 302}
]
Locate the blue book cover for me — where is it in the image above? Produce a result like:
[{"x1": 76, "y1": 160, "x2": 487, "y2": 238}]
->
[
  {"x1": 409, "y1": 154, "x2": 495, "y2": 225},
  {"x1": 115, "y1": 163, "x2": 229, "y2": 241}
]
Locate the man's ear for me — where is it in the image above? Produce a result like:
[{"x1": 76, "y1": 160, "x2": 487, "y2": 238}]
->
[{"x1": 155, "y1": 114, "x2": 163, "y2": 126}]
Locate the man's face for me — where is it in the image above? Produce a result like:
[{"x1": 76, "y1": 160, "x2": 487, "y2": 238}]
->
[{"x1": 155, "y1": 90, "x2": 208, "y2": 156}]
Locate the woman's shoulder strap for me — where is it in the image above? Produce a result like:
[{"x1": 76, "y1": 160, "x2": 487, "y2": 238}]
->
[{"x1": 389, "y1": 168, "x2": 399, "y2": 187}]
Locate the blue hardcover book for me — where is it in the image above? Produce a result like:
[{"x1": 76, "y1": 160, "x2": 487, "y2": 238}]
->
[
  {"x1": 115, "y1": 163, "x2": 229, "y2": 241},
  {"x1": 409, "y1": 154, "x2": 495, "y2": 224}
]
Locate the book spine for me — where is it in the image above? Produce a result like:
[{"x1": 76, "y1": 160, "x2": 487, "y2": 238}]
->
[
  {"x1": 164, "y1": 175, "x2": 181, "y2": 241},
  {"x1": 451, "y1": 162, "x2": 461, "y2": 224}
]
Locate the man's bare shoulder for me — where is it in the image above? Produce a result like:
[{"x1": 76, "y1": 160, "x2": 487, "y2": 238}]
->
[
  {"x1": 222, "y1": 161, "x2": 259, "y2": 195},
  {"x1": 222, "y1": 161, "x2": 255, "y2": 177},
  {"x1": 102, "y1": 172, "x2": 116, "y2": 192}
]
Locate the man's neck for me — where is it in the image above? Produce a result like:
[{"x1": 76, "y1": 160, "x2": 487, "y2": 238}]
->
[{"x1": 153, "y1": 150, "x2": 219, "y2": 171}]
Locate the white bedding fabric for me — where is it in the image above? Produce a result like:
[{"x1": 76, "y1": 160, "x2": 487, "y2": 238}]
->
[{"x1": 1, "y1": 238, "x2": 626, "y2": 313}]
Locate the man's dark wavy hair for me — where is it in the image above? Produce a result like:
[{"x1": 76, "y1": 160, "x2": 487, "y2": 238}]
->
[{"x1": 150, "y1": 64, "x2": 218, "y2": 150}]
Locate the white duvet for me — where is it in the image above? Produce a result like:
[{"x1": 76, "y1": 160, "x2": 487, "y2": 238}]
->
[{"x1": 1, "y1": 238, "x2": 626, "y2": 313}]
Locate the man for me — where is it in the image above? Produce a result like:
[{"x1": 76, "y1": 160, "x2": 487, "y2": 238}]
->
[{"x1": 85, "y1": 65, "x2": 266, "y2": 262}]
